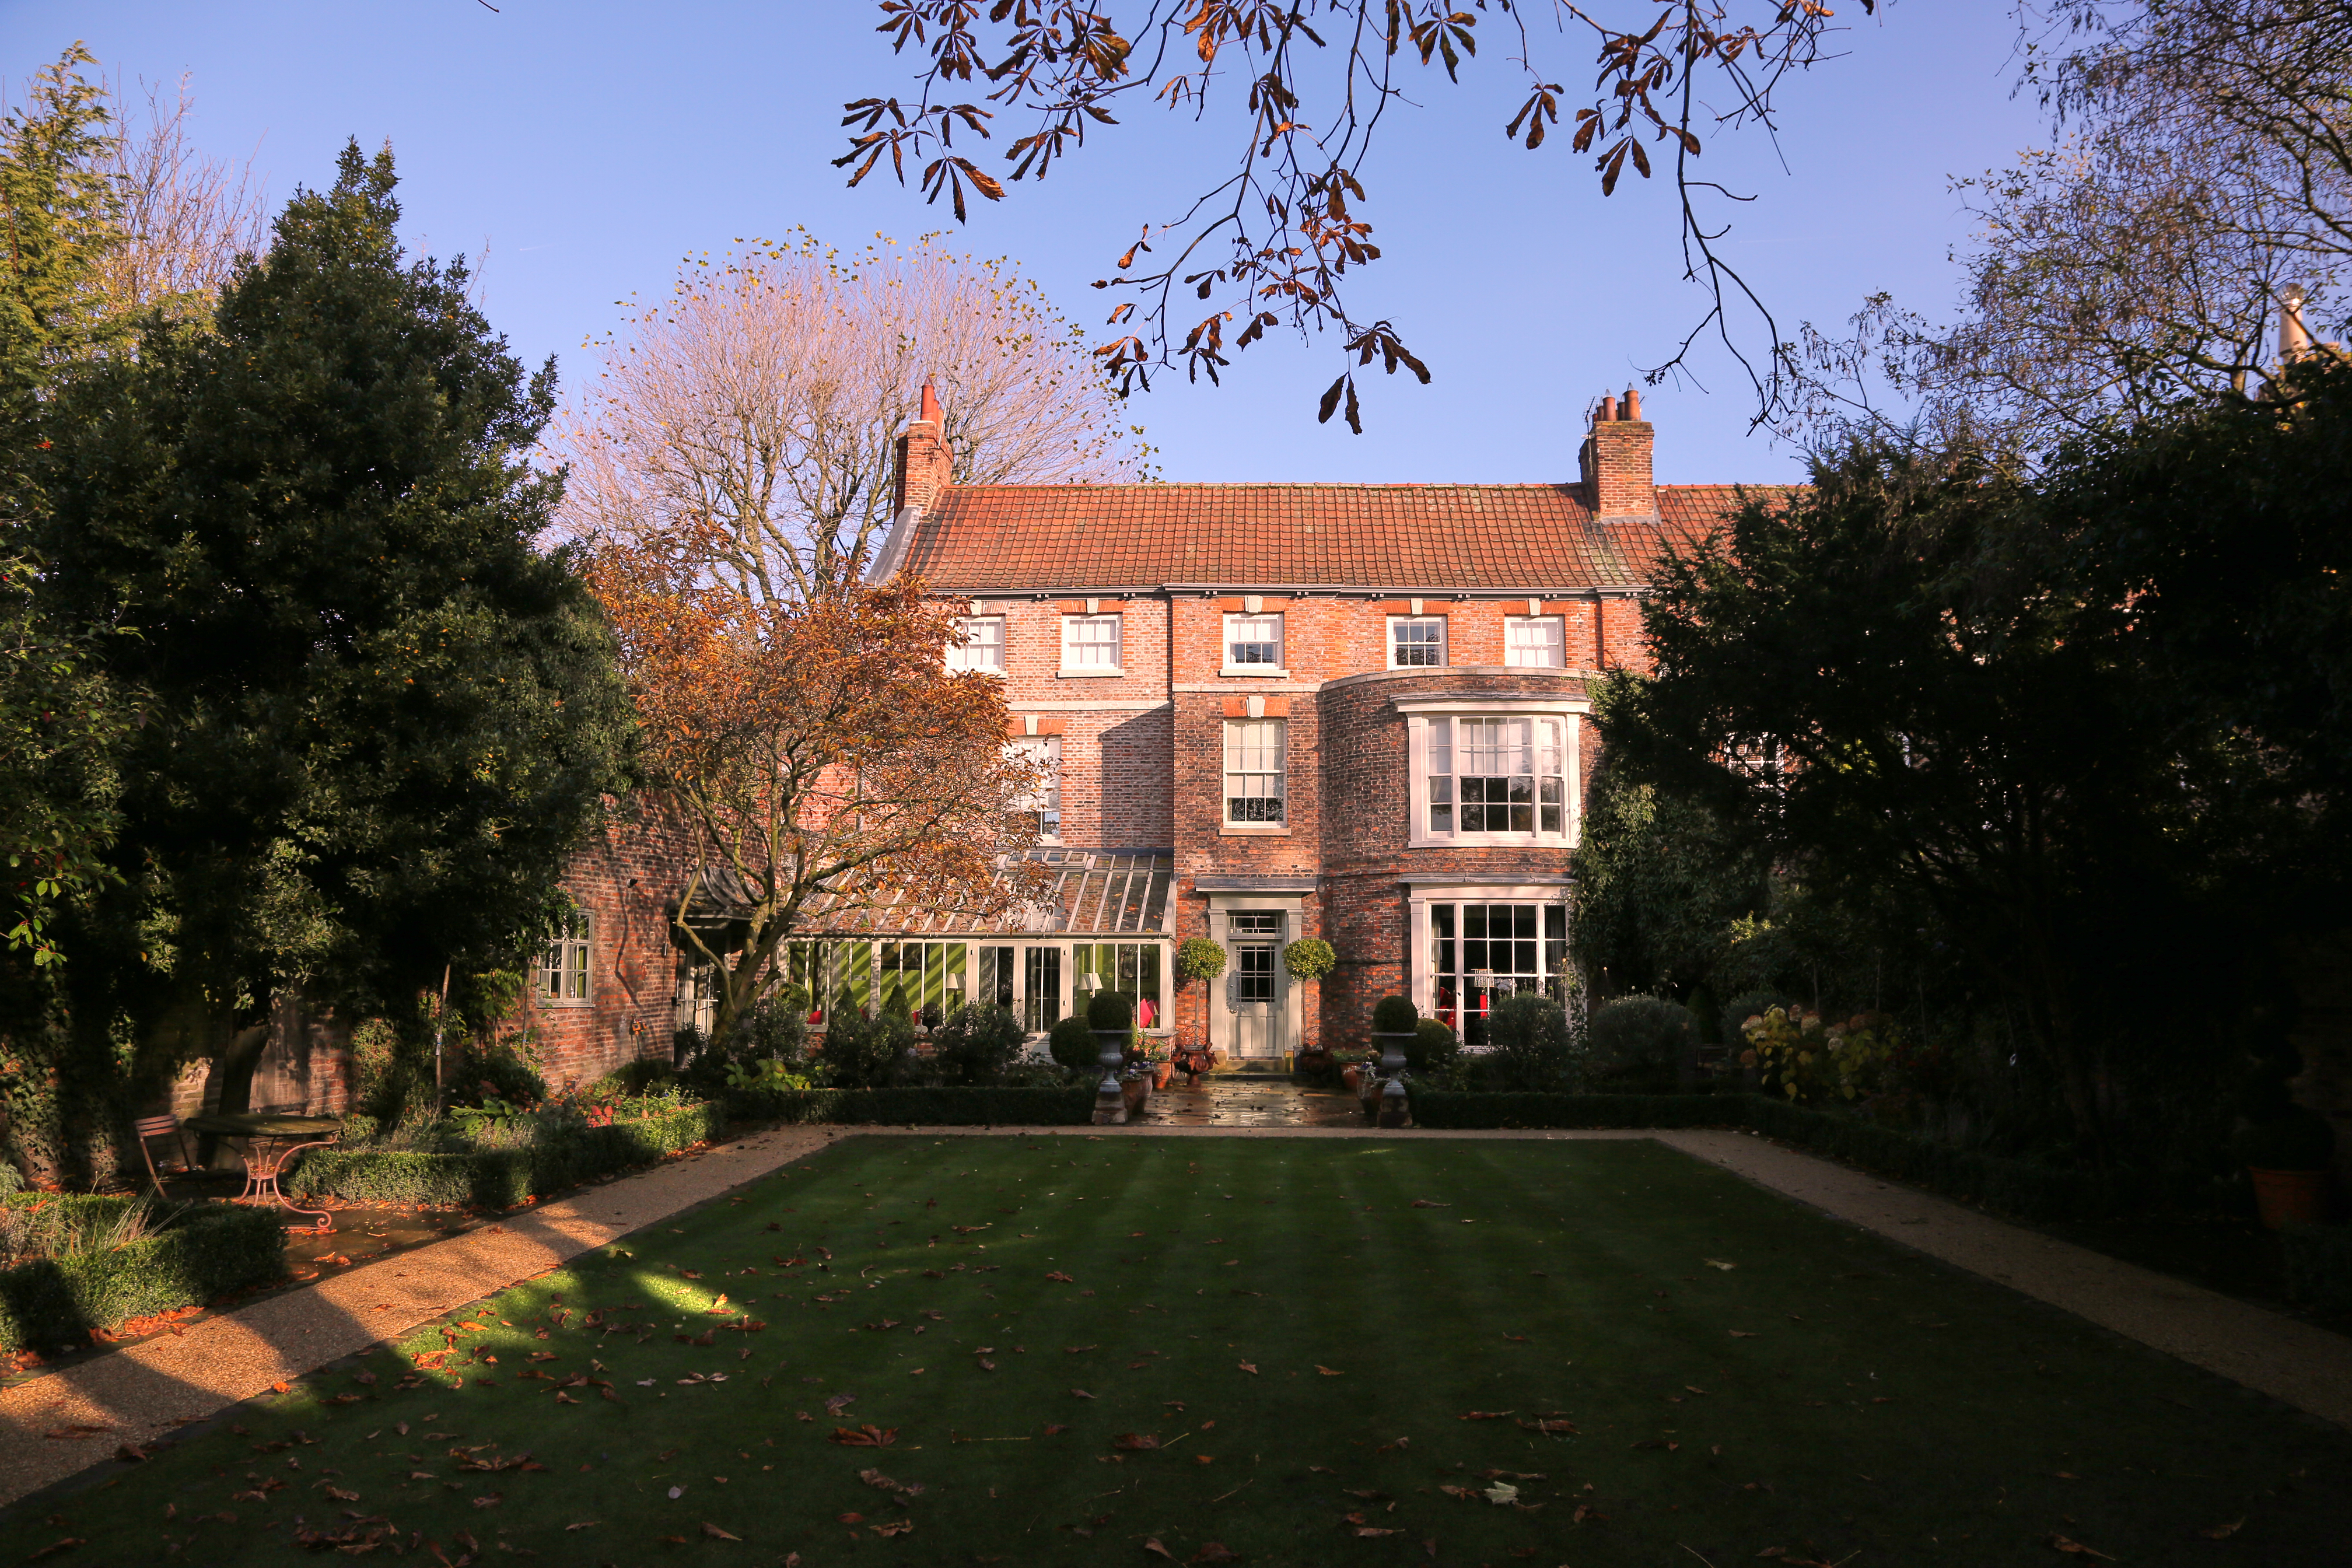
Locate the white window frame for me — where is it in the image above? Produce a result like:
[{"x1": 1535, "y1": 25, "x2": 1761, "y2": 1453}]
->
[
  {"x1": 539, "y1": 908, "x2": 593, "y2": 1005},
  {"x1": 1405, "y1": 886, "x2": 1575, "y2": 1028},
  {"x1": 1404, "y1": 705, "x2": 1583, "y2": 848},
  {"x1": 1222, "y1": 718, "x2": 1287, "y2": 828},
  {"x1": 1222, "y1": 612, "x2": 1286, "y2": 675},
  {"x1": 1388, "y1": 615, "x2": 1447, "y2": 668},
  {"x1": 948, "y1": 615, "x2": 1005, "y2": 673},
  {"x1": 1059, "y1": 613, "x2": 1124, "y2": 676},
  {"x1": 1010, "y1": 734, "x2": 1063, "y2": 843},
  {"x1": 1504, "y1": 615, "x2": 1565, "y2": 668}
]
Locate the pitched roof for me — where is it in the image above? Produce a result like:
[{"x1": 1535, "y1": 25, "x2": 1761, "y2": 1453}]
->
[{"x1": 900, "y1": 482, "x2": 1770, "y2": 593}]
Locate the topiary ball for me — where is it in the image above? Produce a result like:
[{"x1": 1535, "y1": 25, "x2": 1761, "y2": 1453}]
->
[
  {"x1": 1371, "y1": 995, "x2": 1418, "y2": 1035},
  {"x1": 1048, "y1": 1016, "x2": 1097, "y2": 1071},
  {"x1": 1086, "y1": 989, "x2": 1135, "y2": 1030}
]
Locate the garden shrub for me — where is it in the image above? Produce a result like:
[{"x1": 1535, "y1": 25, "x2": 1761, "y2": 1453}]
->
[
  {"x1": 931, "y1": 1004, "x2": 1028, "y2": 1086},
  {"x1": 0, "y1": 1200, "x2": 284, "y2": 1353},
  {"x1": 722, "y1": 1084, "x2": 1096, "y2": 1126},
  {"x1": 1590, "y1": 997, "x2": 1695, "y2": 1087},
  {"x1": 1407, "y1": 1019, "x2": 1458, "y2": 1076},
  {"x1": 288, "y1": 1100, "x2": 724, "y2": 1208},
  {"x1": 1485, "y1": 993, "x2": 1582, "y2": 1091},
  {"x1": 446, "y1": 1038, "x2": 546, "y2": 1110},
  {"x1": 820, "y1": 1010, "x2": 914, "y2": 1090},
  {"x1": 1284, "y1": 939, "x2": 1337, "y2": 982},
  {"x1": 1720, "y1": 991, "x2": 1796, "y2": 1051},
  {"x1": 1086, "y1": 989, "x2": 1134, "y2": 1030},
  {"x1": 585, "y1": 1058, "x2": 678, "y2": 1101},
  {"x1": 2281, "y1": 1222, "x2": 2352, "y2": 1312},
  {"x1": 1047, "y1": 1016, "x2": 1098, "y2": 1072},
  {"x1": 1371, "y1": 995, "x2": 1418, "y2": 1037}
]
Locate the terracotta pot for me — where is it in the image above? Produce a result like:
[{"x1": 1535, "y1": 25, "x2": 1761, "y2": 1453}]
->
[
  {"x1": 1340, "y1": 1064, "x2": 1363, "y2": 1093},
  {"x1": 1152, "y1": 1060, "x2": 1175, "y2": 1091},
  {"x1": 1122, "y1": 1075, "x2": 1151, "y2": 1114},
  {"x1": 2248, "y1": 1166, "x2": 2332, "y2": 1230}
]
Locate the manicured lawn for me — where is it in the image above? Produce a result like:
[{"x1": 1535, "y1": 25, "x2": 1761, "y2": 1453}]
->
[{"x1": 10, "y1": 1136, "x2": 2350, "y2": 1566}]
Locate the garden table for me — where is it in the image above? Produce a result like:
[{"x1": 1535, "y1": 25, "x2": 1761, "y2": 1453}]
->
[{"x1": 182, "y1": 1111, "x2": 341, "y2": 1231}]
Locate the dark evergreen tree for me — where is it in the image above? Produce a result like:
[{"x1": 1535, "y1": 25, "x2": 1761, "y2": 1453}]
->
[{"x1": 33, "y1": 142, "x2": 630, "y2": 1155}]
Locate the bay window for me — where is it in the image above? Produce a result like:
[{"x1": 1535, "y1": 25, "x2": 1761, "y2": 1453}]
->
[{"x1": 1408, "y1": 709, "x2": 1579, "y2": 845}]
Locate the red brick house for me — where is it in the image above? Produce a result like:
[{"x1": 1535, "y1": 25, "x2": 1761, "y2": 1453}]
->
[
  {"x1": 503, "y1": 385, "x2": 1757, "y2": 1083},
  {"x1": 807, "y1": 384, "x2": 1748, "y2": 1064}
]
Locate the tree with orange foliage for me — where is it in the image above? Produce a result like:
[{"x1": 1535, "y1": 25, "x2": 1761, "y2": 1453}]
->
[{"x1": 586, "y1": 561, "x2": 1045, "y2": 1045}]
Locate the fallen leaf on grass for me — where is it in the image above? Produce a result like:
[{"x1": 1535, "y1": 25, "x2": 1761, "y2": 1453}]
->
[
  {"x1": 1630, "y1": 1439, "x2": 1679, "y2": 1451},
  {"x1": 828, "y1": 1425, "x2": 898, "y2": 1447},
  {"x1": 1440, "y1": 1485, "x2": 1476, "y2": 1500},
  {"x1": 1483, "y1": 1484, "x2": 1518, "y2": 1504},
  {"x1": 2046, "y1": 1535, "x2": 2116, "y2": 1560},
  {"x1": 1071, "y1": 1388, "x2": 1097, "y2": 1400},
  {"x1": 1518, "y1": 1418, "x2": 1578, "y2": 1434},
  {"x1": 1189, "y1": 1545, "x2": 1241, "y2": 1563},
  {"x1": 1704, "y1": 1258, "x2": 1737, "y2": 1270},
  {"x1": 1237, "y1": 1362, "x2": 1258, "y2": 1376},
  {"x1": 2199, "y1": 1518, "x2": 2245, "y2": 1540},
  {"x1": 702, "y1": 1522, "x2": 741, "y2": 1541},
  {"x1": 1112, "y1": 1433, "x2": 1160, "y2": 1451},
  {"x1": 1144, "y1": 1540, "x2": 1179, "y2": 1562},
  {"x1": 473, "y1": 1493, "x2": 502, "y2": 1508},
  {"x1": 1728, "y1": 1330, "x2": 1758, "y2": 1338},
  {"x1": 1314, "y1": 1366, "x2": 1343, "y2": 1377},
  {"x1": 564, "y1": 1521, "x2": 600, "y2": 1531},
  {"x1": 1458, "y1": 1411, "x2": 1514, "y2": 1421},
  {"x1": 1409, "y1": 1200, "x2": 1451, "y2": 1208},
  {"x1": 24, "y1": 1540, "x2": 83, "y2": 1560},
  {"x1": 1045, "y1": 1271, "x2": 1074, "y2": 1283},
  {"x1": 1352, "y1": 1527, "x2": 1401, "y2": 1537},
  {"x1": 870, "y1": 1521, "x2": 913, "y2": 1537}
]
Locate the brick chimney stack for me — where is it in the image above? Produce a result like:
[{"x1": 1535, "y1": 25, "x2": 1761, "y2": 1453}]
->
[
  {"x1": 892, "y1": 377, "x2": 954, "y2": 514},
  {"x1": 1580, "y1": 384, "x2": 1656, "y2": 520}
]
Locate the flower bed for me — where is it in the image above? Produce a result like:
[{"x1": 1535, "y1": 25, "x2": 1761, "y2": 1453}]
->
[
  {"x1": 0, "y1": 1197, "x2": 285, "y2": 1353},
  {"x1": 288, "y1": 1100, "x2": 725, "y2": 1209}
]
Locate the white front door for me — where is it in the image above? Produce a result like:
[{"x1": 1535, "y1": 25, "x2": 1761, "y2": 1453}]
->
[{"x1": 1227, "y1": 912, "x2": 1284, "y2": 1059}]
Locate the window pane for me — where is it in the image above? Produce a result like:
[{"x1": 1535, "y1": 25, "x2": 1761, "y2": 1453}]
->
[
  {"x1": 1224, "y1": 719, "x2": 1286, "y2": 824},
  {"x1": 1226, "y1": 614, "x2": 1281, "y2": 666},
  {"x1": 950, "y1": 617, "x2": 1005, "y2": 671},
  {"x1": 1063, "y1": 615, "x2": 1121, "y2": 668},
  {"x1": 1506, "y1": 616, "x2": 1564, "y2": 667},
  {"x1": 1392, "y1": 617, "x2": 1445, "y2": 666}
]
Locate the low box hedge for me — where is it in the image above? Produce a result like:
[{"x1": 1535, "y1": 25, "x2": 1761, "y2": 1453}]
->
[
  {"x1": 289, "y1": 1101, "x2": 726, "y2": 1209},
  {"x1": 2281, "y1": 1222, "x2": 2352, "y2": 1313},
  {"x1": 1408, "y1": 1090, "x2": 2188, "y2": 1223},
  {"x1": 0, "y1": 1201, "x2": 286, "y2": 1353},
  {"x1": 723, "y1": 1085, "x2": 1096, "y2": 1126}
]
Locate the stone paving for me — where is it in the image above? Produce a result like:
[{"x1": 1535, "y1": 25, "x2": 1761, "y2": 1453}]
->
[{"x1": 2, "y1": 1116, "x2": 2348, "y2": 1512}]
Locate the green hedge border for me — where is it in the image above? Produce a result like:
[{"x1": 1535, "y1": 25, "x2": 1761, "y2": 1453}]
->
[
  {"x1": 722, "y1": 1085, "x2": 1096, "y2": 1126},
  {"x1": 0, "y1": 1202, "x2": 286, "y2": 1353},
  {"x1": 1409, "y1": 1090, "x2": 2204, "y2": 1223},
  {"x1": 289, "y1": 1102, "x2": 726, "y2": 1209}
]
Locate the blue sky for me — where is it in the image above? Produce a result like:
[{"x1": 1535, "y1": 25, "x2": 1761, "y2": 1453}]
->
[{"x1": 4, "y1": 2, "x2": 2045, "y2": 486}]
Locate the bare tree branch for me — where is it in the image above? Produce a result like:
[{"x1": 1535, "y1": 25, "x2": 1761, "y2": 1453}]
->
[
  {"x1": 845, "y1": 1, "x2": 1874, "y2": 429},
  {"x1": 553, "y1": 232, "x2": 1149, "y2": 604}
]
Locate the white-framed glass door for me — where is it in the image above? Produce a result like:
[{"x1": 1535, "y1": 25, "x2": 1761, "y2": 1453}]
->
[{"x1": 1226, "y1": 911, "x2": 1285, "y2": 1058}]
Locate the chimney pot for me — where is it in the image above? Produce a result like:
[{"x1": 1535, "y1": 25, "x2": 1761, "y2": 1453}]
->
[
  {"x1": 919, "y1": 377, "x2": 942, "y2": 424},
  {"x1": 1625, "y1": 386, "x2": 1642, "y2": 421},
  {"x1": 1601, "y1": 396, "x2": 1619, "y2": 422}
]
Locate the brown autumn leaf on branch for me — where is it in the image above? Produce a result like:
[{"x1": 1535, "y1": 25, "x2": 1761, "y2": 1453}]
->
[
  {"x1": 846, "y1": 1, "x2": 1878, "y2": 426},
  {"x1": 582, "y1": 565, "x2": 1048, "y2": 1045}
]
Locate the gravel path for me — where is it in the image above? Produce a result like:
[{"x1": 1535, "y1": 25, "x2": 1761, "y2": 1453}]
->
[{"x1": 1, "y1": 1118, "x2": 2344, "y2": 1511}]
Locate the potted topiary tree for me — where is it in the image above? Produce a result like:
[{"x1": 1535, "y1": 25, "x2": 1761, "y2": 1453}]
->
[
  {"x1": 1284, "y1": 937, "x2": 1338, "y2": 1075},
  {"x1": 1174, "y1": 937, "x2": 1227, "y2": 1081}
]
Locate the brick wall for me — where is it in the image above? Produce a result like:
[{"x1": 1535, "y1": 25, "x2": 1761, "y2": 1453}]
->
[{"x1": 519, "y1": 797, "x2": 695, "y2": 1088}]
